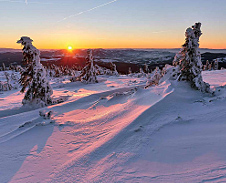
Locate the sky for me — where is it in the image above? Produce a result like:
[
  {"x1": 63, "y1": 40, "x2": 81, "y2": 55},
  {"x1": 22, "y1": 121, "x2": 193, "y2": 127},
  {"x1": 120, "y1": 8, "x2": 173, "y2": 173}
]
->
[{"x1": 0, "y1": 0, "x2": 225, "y2": 49}]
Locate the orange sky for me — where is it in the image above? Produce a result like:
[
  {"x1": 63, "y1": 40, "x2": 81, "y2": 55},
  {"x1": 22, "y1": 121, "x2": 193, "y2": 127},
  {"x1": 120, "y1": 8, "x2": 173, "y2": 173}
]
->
[
  {"x1": 0, "y1": 0, "x2": 225, "y2": 50},
  {"x1": 1, "y1": 30, "x2": 225, "y2": 50}
]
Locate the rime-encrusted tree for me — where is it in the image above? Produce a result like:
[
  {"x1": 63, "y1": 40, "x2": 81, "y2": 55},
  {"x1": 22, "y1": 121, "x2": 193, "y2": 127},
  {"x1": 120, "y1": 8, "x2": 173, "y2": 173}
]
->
[
  {"x1": 172, "y1": 22, "x2": 210, "y2": 93},
  {"x1": 9, "y1": 64, "x2": 15, "y2": 70},
  {"x1": 0, "y1": 72, "x2": 12, "y2": 91},
  {"x1": 111, "y1": 62, "x2": 119, "y2": 76},
  {"x1": 95, "y1": 65, "x2": 105, "y2": 75},
  {"x1": 204, "y1": 60, "x2": 209, "y2": 71},
  {"x1": 208, "y1": 62, "x2": 212, "y2": 71},
  {"x1": 0, "y1": 71, "x2": 19, "y2": 91},
  {"x1": 145, "y1": 67, "x2": 162, "y2": 88},
  {"x1": 137, "y1": 67, "x2": 146, "y2": 78},
  {"x1": 128, "y1": 67, "x2": 132, "y2": 74},
  {"x1": 17, "y1": 36, "x2": 53, "y2": 107},
  {"x1": 0, "y1": 81, "x2": 11, "y2": 91},
  {"x1": 128, "y1": 67, "x2": 133, "y2": 77},
  {"x1": 79, "y1": 49, "x2": 98, "y2": 84},
  {"x1": 2, "y1": 63, "x2": 6, "y2": 71},
  {"x1": 54, "y1": 66, "x2": 62, "y2": 77},
  {"x1": 144, "y1": 63, "x2": 150, "y2": 74},
  {"x1": 213, "y1": 59, "x2": 219, "y2": 70}
]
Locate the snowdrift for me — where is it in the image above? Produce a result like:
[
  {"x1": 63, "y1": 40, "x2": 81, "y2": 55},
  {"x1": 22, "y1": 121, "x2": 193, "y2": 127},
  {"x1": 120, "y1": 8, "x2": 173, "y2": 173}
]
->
[{"x1": 1, "y1": 71, "x2": 226, "y2": 182}]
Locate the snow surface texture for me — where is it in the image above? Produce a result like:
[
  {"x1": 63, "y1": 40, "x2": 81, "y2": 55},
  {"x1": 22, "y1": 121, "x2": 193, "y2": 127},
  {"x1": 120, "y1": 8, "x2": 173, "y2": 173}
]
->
[{"x1": 1, "y1": 70, "x2": 226, "y2": 182}]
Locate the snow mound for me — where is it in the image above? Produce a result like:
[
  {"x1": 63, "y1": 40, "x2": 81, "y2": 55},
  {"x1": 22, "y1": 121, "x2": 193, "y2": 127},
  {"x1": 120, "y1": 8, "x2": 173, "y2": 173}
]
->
[{"x1": 0, "y1": 71, "x2": 226, "y2": 182}]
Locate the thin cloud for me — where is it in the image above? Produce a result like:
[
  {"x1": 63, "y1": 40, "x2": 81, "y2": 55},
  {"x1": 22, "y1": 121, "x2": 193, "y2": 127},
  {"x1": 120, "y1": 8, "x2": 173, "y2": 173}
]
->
[
  {"x1": 152, "y1": 30, "x2": 172, "y2": 34},
  {"x1": 58, "y1": 0, "x2": 119, "y2": 23},
  {"x1": 0, "y1": 0, "x2": 24, "y2": 3},
  {"x1": 0, "y1": 0, "x2": 52, "y2": 5}
]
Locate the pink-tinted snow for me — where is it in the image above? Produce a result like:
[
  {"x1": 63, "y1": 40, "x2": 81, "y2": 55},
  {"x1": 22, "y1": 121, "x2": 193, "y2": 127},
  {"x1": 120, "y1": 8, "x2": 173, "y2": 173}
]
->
[{"x1": 1, "y1": 72, "x2": 226, "y2": 183}]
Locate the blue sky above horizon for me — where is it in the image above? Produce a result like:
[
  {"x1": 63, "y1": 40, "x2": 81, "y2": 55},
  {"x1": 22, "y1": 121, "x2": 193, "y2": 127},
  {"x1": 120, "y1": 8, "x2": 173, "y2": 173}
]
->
[{"x1": 0, "y1": 0, "x2": 225, "y2": 49}]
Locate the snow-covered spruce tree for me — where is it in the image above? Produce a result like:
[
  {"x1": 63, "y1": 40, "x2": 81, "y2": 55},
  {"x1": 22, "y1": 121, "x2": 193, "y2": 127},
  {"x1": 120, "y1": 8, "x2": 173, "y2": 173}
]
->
[
  {"x1": 11, "y1": 72, "x2": 19, "y2": 89},
  {"x1": 49, "y1": 69, "x2": 54, "y2": 77},
  {"x1": 202, "y1": 64, "x2": 206, "y2": 71},
  {"x1": 70, "y1": 68, "x2": 80, "y2": 82},
  {"x1": 17, "y1": 36, "x2": 53, "y2": 107},
  {"x1": 208, "y1": 62, "x2": 212, "y2": 71},
  {"x1": 95, "y1": 65, "x2": 105, "y2": 75},
  {"x1": 0, "y1": 81, "x2": 11, "y2": 91},
  {"x1": 128, "y1": 67, "x2": 133, "y2": 77},
  {"x1": 137, "y1": 67, "x2": 146, "y2": 78},
  {"x1": 204, "y1": 60, "x2": 209, "y2": 71},
  {"x1": 9, "y1": 64, "x2": 15, "y2": 70},
  {"x1": 1, "y1": 72, "x2": 13, "y2": 91},
  {"x1": 172, "y1": 22, "x2": 210, "y2": 93},
  {"x1": 111, "y1": 62, "x2": 119, "y2": 76},
  {"x1": 144, "y1": 63, "x2": 150, "y2": 74},
  {"x1": 54, "y1": 65, "x2": 62, "y2": 77},
  {"x1": 79, "y1": 49, "x2": 98, "y2": 84},
  {"x1": 5, "y1": 72, "x2": 19, "y2": 90},
  {"x1": 2, "y1": 63, "x2": 6, "y2": 71},
  {"x1": 145, "y1": 67, "x2": 162, "y2": 88},
  {"x1": 214, "y1": 59, "x2": 219, "y2": 70},
  {"x1": 0, "y1": 71, "x2": 18, "y2": 91}
]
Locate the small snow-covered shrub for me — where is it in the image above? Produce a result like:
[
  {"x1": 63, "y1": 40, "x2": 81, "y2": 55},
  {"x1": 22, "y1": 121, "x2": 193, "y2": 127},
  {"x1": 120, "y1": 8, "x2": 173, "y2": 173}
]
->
[
  {"x1": 39, "y1": 110, "x2": 53, "y2": 119},
  {"x1": 95, "y1": 65, "x2": 106, "y2": 75},
  {"x1": 137, "y1": 68, "x2": 146, "y2": 78},
  {"x1": 0, "y1": 71, "x2": 20, "y2": 91},
  {"x1": 128, "y1": 67, "x2": 133, "y2": 77},
  {"x1": 144, "y1": 64, "x2": 150, "y2": 74},
  {"x1": 0, "y1": 81, "x2": 12, "y2": 91},
  {"x1": 70, "y1": 71, "x2": 80, "y2": 82},
  {"x1": 95, "y1": 63, "x2": 119, "y2": 77},
  {"x1": 10, "y1": 72, "x2": 20, "y2": 89},
  {"x1": 145, "y1": 67, "x2": 162, "y2": 88}
]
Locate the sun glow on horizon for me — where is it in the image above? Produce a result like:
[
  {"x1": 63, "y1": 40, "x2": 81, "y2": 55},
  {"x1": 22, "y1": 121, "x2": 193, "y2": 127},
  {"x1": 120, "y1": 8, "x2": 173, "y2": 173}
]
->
[{"x1": 68, "y1": 46, "x2": 73, "y2": 51}]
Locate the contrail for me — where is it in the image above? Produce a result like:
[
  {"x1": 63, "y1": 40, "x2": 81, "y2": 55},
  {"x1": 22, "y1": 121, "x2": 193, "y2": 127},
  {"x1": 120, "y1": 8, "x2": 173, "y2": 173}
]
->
[{"x1": 58, "y1": 0, "x2": 119, "y2": 23}]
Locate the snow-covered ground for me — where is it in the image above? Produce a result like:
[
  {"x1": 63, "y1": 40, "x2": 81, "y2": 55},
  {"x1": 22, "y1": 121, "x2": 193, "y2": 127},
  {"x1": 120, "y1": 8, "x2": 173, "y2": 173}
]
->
[{"x1": 1, "y1": 70, "x2": 226, "y2": 182}]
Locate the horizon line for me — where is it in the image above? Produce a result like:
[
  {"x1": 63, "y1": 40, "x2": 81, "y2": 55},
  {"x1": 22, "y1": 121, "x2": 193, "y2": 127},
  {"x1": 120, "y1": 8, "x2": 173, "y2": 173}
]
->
[{"x1": 0, "y1": 47, "x2": 226, "y2": 50}]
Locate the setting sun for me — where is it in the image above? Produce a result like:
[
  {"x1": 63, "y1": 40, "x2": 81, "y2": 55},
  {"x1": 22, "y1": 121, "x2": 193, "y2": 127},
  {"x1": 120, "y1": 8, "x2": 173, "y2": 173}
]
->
[{"x1": 68, "y1": 46, "x2": 73, "y2": 51}]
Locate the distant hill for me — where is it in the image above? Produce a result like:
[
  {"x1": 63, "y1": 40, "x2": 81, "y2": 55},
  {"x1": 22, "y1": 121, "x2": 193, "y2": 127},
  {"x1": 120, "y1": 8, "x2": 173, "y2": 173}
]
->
[{"x1": 0, "y1": 48, "x2": 225, "y2": 74}]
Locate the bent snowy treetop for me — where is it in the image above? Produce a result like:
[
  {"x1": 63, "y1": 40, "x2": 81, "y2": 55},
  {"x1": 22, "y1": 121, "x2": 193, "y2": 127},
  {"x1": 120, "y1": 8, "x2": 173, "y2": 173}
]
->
[{"x1": 17, "y1": 36, "x2": 33, "y2": 44}]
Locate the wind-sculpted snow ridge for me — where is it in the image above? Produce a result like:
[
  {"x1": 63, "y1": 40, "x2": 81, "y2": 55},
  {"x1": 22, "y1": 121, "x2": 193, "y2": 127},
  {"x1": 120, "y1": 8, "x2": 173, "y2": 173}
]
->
[
  {"x1": 50, "y1": 79, "x2": 226, "y2": 183},
  {"x1": 1, "y1": 72, "x2": 226, "y2": 182},
  {"x1": 0, "y1": 74, "x2": 172, "y2": 182}
]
